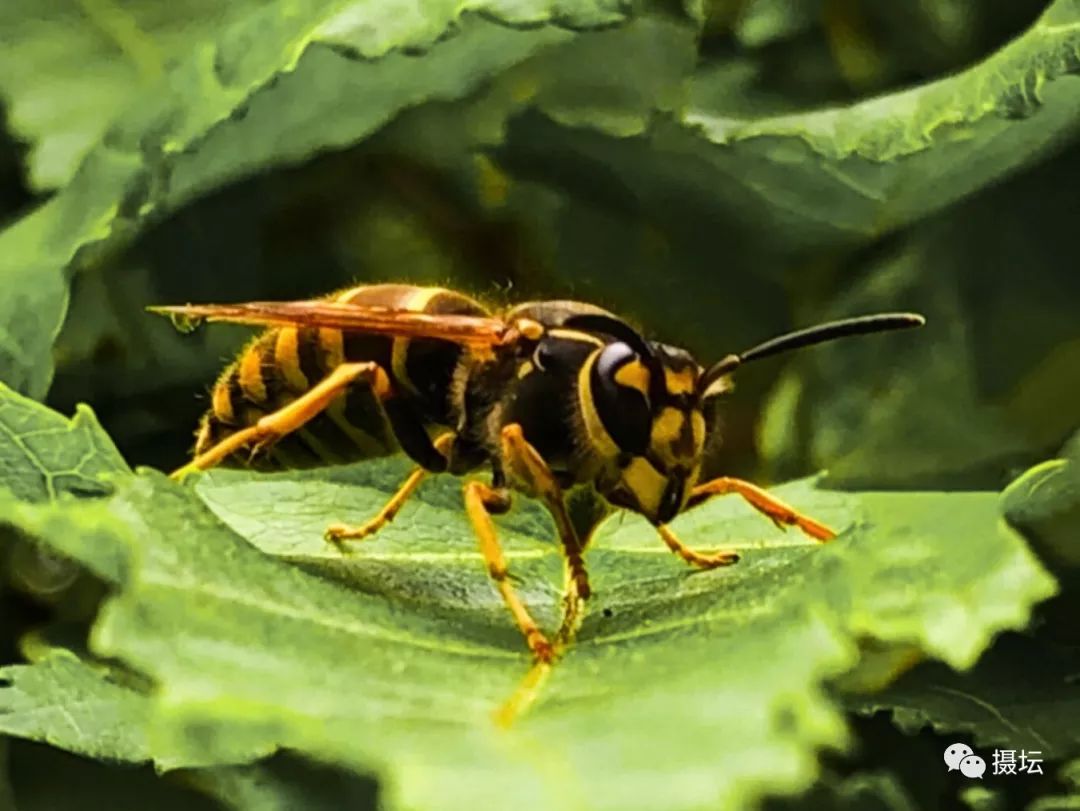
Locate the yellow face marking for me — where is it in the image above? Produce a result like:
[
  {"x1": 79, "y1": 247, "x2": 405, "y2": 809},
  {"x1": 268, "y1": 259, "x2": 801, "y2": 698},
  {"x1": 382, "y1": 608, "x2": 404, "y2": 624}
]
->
[
  {"x1": 517, "y1": 360, "x2": 534, "y2": 379},
  {"x1": 211, "y1": 378, "x2": 235, "y2": 423},
  {"x1": 650, "y1": 407, "x2": 684, "y2": 448},
  {"x1": 275, "y1": 328, "x2": 308, "y2": 392},
  {"x1": 577, "y1": 350, "x2": 619, "y2": 458},
  {"x1": 664, "y1": 367, "x2": 697, "y2": 396},
  {"x1": 620, "y1": 456, "x2": 667, "y2": 518},
  {"x1": 614, "y1": 359, "x2": 650, "y2": 395},
  {"x1": 691, "y1": 411, "x2": 706, "y2": 450},
  {"x1": 650, "y1": 407, "x2": 705, "y2": 468},
  {"x1": 238, "y1": 346, "x2": 267, "y2": 403}
]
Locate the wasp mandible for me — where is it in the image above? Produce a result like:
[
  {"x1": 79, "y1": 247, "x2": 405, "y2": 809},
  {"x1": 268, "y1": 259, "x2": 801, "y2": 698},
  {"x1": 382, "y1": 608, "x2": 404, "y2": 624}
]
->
[{"x1": 153, "y1": 284, "x2": 923, "y2": 661}]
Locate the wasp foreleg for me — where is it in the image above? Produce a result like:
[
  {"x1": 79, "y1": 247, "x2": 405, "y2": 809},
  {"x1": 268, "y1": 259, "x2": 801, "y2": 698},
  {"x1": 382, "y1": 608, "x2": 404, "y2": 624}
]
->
[
  {"x1": 499, "y1": 424, "x2": 590, "y2": 604},
  {"x1": 655, "y1": 524, "x2": 740, "y2": 569},
  {"x1": 686, "y1": 476, "x2": 835, "y2": 541}
]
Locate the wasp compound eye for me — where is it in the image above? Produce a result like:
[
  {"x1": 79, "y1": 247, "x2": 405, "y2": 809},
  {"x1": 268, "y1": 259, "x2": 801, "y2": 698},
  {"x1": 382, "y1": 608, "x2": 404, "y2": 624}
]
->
[{"x1": 591, "y1": 341, "x2": 652, "y2": 456}]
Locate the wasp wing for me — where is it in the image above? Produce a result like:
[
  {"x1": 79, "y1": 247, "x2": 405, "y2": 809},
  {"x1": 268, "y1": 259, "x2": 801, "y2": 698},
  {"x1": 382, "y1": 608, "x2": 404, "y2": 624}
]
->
[{"x1": 148, "y1": 301, "x2": 509, "y2": 347}]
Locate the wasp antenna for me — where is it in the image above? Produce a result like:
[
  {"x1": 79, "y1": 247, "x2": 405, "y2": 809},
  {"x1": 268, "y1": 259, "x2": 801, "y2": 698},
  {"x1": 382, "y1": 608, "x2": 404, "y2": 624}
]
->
[
  {"x1": 739, "y1": 312, "x2": 925, "y2": 364},
  {"x1": 700, "y1": 312, "x2": 925, "y2": 394}
]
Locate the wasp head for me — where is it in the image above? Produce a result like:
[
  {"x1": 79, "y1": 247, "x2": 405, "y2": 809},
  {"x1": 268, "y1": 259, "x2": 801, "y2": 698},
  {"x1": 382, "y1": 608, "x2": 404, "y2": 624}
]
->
[{"x1": 573, "y1": 323, "x2": 731, "y2": 525}]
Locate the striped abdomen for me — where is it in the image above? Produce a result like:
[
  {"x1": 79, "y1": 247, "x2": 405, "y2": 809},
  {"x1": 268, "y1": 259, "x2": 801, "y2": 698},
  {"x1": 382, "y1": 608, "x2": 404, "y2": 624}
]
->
[{"x1": 194, "y1": 284, "x2": 490, "y2": 469}]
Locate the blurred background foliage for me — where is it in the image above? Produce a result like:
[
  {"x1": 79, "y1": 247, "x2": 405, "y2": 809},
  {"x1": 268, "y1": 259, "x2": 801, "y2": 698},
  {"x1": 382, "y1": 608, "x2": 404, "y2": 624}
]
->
[{"x1": 1, "y1": 0, "x2": 1079, "y2": 808}]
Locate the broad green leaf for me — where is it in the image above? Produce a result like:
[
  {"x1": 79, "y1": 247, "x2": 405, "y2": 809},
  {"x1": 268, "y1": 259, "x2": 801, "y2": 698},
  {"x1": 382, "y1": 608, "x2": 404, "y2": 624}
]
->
[
  {"x1": 0, "y1": 381, "x2": 127, "y2": 502},
  {"x1": 851, "y1": 633, "x2": 1080, "y2": 758},
  {"x1": 0, "y1": 653, "x2": 152, "y2": 764},
  {"x1": 0, "y1": 0, "x2": 268, "y2": 190},
  {"x1": 0, "y1": 386, "x2": 1057, "y2": 811},
  {"x1": 734, "y1": 0, "x2": 819, "y2": 48},
  {"x1": 673, "y1": 0, "x2": 1080, "y2": 249},
  {"x1": 771, "y1": 770, "x2": 920, "y2": 811},
  {"x1": 0, "y1": 0, "x2": 626, "y2": 400},
  {"x1": 1002, "y1": 431, "x2": 1080, "y2": 570},
  {"x1": 1028, "y1": 759, "x2": 1080, "y2": 811},
  {"x1": 183, "y1": 754, "x2": 379, "y2": 811},
  {"x1": 495, "y1": 0, "x2": 1080, "y2": 282},
  {"x1": 0, "y1": 654, "x2": 377, "y2": 811},
  {"x1": 759, "y1": 149, "x2": 1080, "y2": 488}
]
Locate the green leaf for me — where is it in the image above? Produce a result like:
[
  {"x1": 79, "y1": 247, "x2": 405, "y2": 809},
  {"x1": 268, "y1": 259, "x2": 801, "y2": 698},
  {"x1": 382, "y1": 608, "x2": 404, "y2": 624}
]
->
[
  {"x1": 0, "y1": 381, "x2": 127, "y2": 502},
  {"x1": 0, "y1": 384, "x2": 1057, "y2": 810},
  {"x1": 499, "y1": 0, "x2": 1080, "y2": 275},
  {"x1": 183, "y1": 755, "x2": 379, "y2": 811},
  {"x1": 0, "y1": 0, "x2": 626, "y2": 399},
  {"x1": 1028, "y1": 759, "x2": 1080, "y2": 811},
  {"x1": 1002, "y1": 431, "x2": 1080, "y2": 571},
  {"x1": 674, "y1": 0, "x2": 1080, "y2": 247},
  {"x1": 771, "y1": 770, "x2": 920, "y2": 811},
  {"x1": 0, "y1": 654, "x2": 378, "y2": 810},
  {"x1": 0, "y1": 0, "x2": 269, "y2": 191},
  {"x1": 0, "y1": 653, "x2": 152, "y2": 763},
  {"x1": 759, "y1": 148, "x2": 1080, "y2": 488},
  {"x1": 851, "y1": 633, "x2": 1080, "y2": 758}
]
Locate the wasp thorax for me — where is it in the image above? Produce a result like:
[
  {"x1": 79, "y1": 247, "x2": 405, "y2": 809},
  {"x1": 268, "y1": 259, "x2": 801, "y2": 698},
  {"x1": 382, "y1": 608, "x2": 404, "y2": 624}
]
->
[{"x1": 581, "y1": 341, "x2": 706, "y2": 524}]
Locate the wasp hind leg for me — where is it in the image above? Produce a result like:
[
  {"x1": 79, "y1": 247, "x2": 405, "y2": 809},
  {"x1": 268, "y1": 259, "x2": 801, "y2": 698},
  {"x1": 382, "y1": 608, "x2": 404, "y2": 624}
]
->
[
  {"x1": 464, "y1": 480, "x2": 554, "y2": 663},
  {"x1": 324, "y1": 432, "x2": 455, "y2": 548},
  {"x1": 171, "y1": 362, "x2": 389, "y2": 480},
  {"x1": 686, "y1": 477, "x2": 836, "y2": 541}
]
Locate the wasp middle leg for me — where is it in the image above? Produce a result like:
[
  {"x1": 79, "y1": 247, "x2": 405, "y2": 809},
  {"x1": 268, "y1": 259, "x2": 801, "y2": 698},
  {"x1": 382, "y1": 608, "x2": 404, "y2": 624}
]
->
[{"x1": 325, "y1": 432, "x2": 455, "y2": 547}]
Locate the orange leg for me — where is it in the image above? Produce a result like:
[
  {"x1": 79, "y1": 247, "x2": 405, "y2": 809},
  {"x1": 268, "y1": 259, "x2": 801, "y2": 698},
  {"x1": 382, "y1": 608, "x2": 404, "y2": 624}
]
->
[
  {"x1": 464, "y1": 480, "x2": 554, "y2": 663},
  {"x1": 500, "y1": 424, "x2": 590, "y2": 603},
  {"x1": 171, "y1": 362, "x2": 388, "y2": 480},
  {"x1": 686, "y1": 476, "x2": 836, "y2": 541},
  {"x1": 325, "y1": 433, "x2": 455, "y2": 548},
  {"x1": 655, "y1": 524, "x2": 740, "y2": 569}
]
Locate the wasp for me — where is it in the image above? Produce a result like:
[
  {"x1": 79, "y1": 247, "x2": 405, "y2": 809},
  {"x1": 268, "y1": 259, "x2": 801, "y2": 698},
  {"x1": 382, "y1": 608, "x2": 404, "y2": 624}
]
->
[{"x1": 153, "y1": 284, "x2": 923, "y2": 661}]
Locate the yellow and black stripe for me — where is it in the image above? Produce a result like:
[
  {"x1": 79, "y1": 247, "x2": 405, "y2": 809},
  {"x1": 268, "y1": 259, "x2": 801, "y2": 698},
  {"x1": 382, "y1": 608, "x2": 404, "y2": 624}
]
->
[{"x1": 194, "y1": 284, "x2": 490, "y2": 469}]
